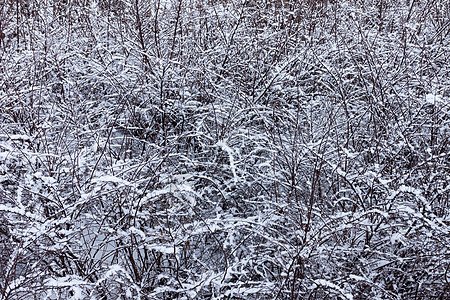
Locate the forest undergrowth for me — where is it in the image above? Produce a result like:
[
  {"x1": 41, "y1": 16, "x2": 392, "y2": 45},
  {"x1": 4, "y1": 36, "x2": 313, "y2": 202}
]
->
[{"x1": 0, "y1": 0, "x2": 449, "y2": 299}]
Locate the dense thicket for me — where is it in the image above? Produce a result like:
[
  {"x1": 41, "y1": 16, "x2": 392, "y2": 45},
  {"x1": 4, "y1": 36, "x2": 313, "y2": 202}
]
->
[{"x1": 0, "y1": 0, "x2": 449, "y2": 299}]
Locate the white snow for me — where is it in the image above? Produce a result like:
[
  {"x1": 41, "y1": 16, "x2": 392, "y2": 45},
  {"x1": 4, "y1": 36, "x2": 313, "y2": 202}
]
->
[{"x1": 216, "y1": 140, "x2": 239, "y2": 183}]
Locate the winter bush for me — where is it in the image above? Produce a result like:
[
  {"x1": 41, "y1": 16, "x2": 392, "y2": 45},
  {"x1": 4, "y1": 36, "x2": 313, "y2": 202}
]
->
[{"x1": 1, "y1": 0, "x2": 448, "y2": 299}]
